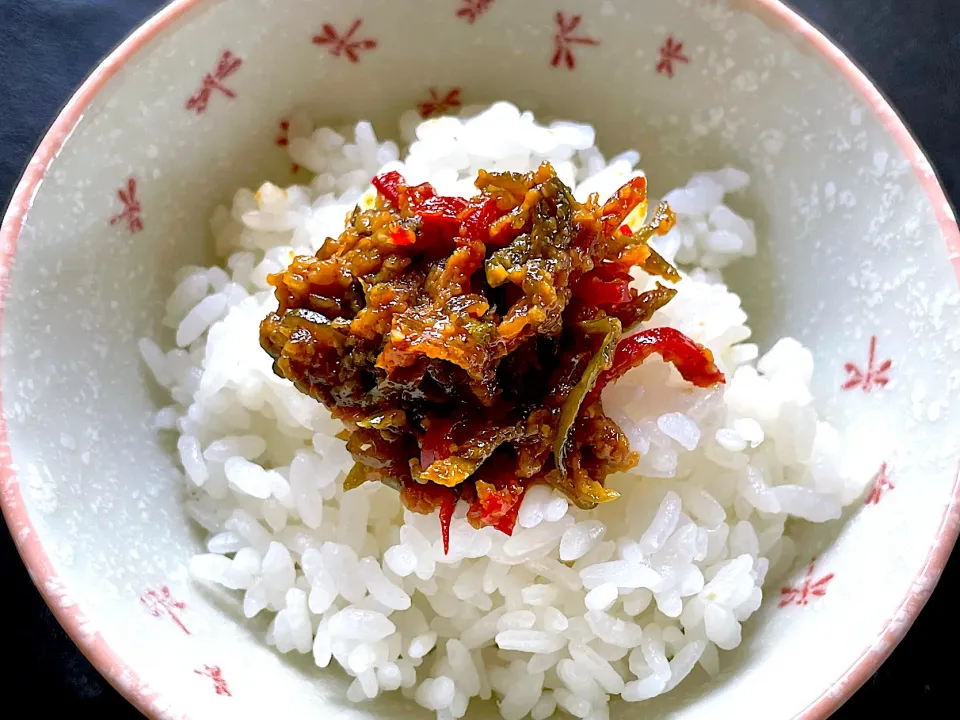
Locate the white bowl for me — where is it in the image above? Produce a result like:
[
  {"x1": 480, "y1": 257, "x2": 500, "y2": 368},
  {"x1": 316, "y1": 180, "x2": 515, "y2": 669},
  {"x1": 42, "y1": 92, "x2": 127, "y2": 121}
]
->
[{"x1": 2, "y1": 0, "x2": 959, "y2": 718}]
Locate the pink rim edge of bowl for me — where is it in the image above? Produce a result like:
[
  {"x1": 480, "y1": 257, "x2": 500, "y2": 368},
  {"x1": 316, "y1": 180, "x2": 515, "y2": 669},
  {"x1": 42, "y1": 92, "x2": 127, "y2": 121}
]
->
[{"x1": 0, "y1": 0, "x2": 958, "y2": 718}]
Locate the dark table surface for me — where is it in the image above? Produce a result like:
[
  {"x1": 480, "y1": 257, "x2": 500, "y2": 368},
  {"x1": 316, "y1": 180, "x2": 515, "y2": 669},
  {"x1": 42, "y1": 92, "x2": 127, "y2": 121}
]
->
[{"x1": 1, "y1": 0, "x2": 957, "y2": 715}]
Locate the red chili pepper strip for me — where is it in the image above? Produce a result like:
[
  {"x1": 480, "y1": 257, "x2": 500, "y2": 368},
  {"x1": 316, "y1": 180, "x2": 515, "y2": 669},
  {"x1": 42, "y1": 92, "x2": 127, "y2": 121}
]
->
[
  {"x1": 587, "y1": 327, "x2": 725, "y2": 404},
  {"x1": 467, "y1": 479, "x2": 525, "y2": 535},
  {"x1": 418, "y1": 195, "x2": 470, "y2": 234},
  {"x1": 374, "y1": 173, "x2": 509, "y2": 246},
  {"x1": 438, "y1": 488, "x2": 458, "y2": 555},
  {"x1": 600, "y1": 176, "x2": 647, "y2": 237},
  {"x1": 389, "y1": 227, "x2": 417, "y2": 246},
  {"x1": 401, "y1": 182, "x2": 437, "y2": 213},
  {"x1": 468, "y1": 481, "x2": 509, "y2": 526},
  {"x1": 619, "y1": 224, "x2": 633, "y2": 236},
  {"x1": 589, "y1": 261, "x2": 633, "y2": 282},
  {"x1": 487, "y1": 214, "x2": 527, "y2": 249},
  {"x1": 571, "y1": 275, "x2": 632, "y2": 306},
  {"x1": 372, "y1": 171, "x2": 405, "y2": 206},
  {"x1": 420, "y1": 415, "x2": 461, "y2": 468},
  {"x1": 459, "y1": 197, "x2": 504, "y2": 244},
  {"x1": 398, "y1": 478, "x2": 459, "y2": 554},
  {"x1": 493, "y1": 492, "x2": 524, "y2": 535}
]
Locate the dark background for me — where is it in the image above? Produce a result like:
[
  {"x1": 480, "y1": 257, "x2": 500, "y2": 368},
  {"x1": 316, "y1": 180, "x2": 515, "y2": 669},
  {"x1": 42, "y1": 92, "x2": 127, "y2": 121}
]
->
[{"x1": 1, "y1": 0, "x2": 956, "y2": 715}]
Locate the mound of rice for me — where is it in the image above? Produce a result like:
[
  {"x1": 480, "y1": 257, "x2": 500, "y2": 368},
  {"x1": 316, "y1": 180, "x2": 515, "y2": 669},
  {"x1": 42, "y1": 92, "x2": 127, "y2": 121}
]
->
[{"x1": 140, "y1": 103, "x2": 867, "y2": 719}]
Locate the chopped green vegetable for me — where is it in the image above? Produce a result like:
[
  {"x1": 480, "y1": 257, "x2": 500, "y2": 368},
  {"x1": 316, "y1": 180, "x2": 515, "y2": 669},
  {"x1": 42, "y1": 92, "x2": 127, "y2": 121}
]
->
[{"x1": 553, "y1": 316, "x2": 622, "y2": 477}]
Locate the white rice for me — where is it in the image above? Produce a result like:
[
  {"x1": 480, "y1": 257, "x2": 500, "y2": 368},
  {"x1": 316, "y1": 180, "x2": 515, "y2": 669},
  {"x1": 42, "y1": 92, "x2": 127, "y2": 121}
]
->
[{"x1": 144, "y1": 102, "x2": 869, "y2": 718}]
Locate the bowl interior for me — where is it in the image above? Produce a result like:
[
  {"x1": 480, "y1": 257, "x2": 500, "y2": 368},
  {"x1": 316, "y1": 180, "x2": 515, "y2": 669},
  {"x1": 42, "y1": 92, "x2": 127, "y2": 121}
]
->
[{"x1": 3, "y1": 0, "x2": 960, "y2": 718}]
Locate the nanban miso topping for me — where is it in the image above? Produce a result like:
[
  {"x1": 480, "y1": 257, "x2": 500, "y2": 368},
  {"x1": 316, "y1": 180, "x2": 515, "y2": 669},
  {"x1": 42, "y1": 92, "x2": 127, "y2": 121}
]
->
[{"x1": 260, "y1": 163, "x2": 723, "y2": 552}]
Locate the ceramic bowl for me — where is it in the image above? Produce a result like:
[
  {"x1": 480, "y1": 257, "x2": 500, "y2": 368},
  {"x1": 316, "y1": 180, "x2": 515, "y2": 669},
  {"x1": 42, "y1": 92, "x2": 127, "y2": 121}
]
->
[{"x1": 2, "y1": 0, "x2": 958, "y2": 718}]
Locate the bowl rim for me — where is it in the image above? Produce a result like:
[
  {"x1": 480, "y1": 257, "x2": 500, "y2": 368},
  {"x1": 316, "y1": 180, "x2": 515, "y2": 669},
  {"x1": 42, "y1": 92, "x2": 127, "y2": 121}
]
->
[{"x1": 1, "y1": 0, "x2": 958, "y2": 717}]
